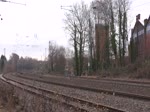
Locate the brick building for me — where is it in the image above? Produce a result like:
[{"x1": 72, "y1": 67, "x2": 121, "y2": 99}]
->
[
  {"x1": 130, "y1": 14, "x2": 150, "y2": 62},
  {"x1": 145, "y1": 16, "x2": 150, "y2": 57},
  {"x1": 95, "y1": 24, "x2": 109, "y2": 65}
]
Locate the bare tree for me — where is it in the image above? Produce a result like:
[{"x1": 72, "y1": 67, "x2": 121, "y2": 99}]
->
[
  {"x1": 48, "y1": 41, "x2": 66, "y2": 74},
  {"x1": 54, "y1": 46, "x2": 66, "y2": 73},
  {"x1": 115, "y1": 0, "x2": 130, "y2": 66},
  {"x1": 48, "y1": 41, "x2": 57, "y2": 72},
  {"x1": 64, "y1": 1, "x2": 90, "y2": 76},
  {"x1": 9, "y1": 53, "x2": 19, "y2": 72},
  {"x1": 109, "y1": 0, "x2": 118, "y2": 66}
]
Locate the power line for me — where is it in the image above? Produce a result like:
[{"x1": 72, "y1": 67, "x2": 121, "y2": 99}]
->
[
  {"x1": 0, "y1": 0, "x2": 26, "y2": 6},
  {"x1": 132, "y1": 1, "x2": 150, "y2": 8},
  {"x1": 61, "y1": 5, "x2": 72, "y2": 11},
  {"x1": 7, "y1": 1, "x2": 26, "y2": 6},
  {"x1": 129, "y1": 1, "x2": 150, "y2": 13}
]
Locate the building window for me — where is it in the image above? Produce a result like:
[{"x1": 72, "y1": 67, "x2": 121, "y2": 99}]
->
[{"x1": 138, "y1": 29, "x2": 144, "y2": 36}]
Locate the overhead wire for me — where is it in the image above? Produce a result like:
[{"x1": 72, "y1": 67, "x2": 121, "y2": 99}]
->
[
  {"x1": 133, "y1": 1, "x2": 150, "y2": 8},
  {"x1": 129, "y1": 1, "x2": 150, "y2": 12}
]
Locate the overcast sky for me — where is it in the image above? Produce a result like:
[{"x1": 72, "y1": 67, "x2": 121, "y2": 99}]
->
[{"x1": 0, "y1": 0, "x2": 150, "y2": 60}]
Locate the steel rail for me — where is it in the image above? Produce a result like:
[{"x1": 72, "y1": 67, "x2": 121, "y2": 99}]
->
[
  {"x1": 2, "y1": 74, "x2": 126, "y2": 112},
  {"x1": 79, "y1": 77, "x2": 150, "y2": 85},
  {"x1": 15, "y1": 73, "x2": 150, "y2": 101},
  {"x1": 18, "y1": 72, "x2": 150, "y2": 86},
  {"x1": 0, "y1": 75, "x2": 89, "y2": 112}
]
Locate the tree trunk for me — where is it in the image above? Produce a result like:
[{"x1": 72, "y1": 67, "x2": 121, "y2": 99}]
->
[
  {"x1": 110, "y1": 2, "x2": 117, "y2": 67},
  {"x1": 118, "y1": 7, "x2": 123, "y2": 66},
  {"x1": 74, "y1": 26, "x2": 79, "y2": 76},
  {"x1": 122, "y1": 12, "x2": 127, "y2": 65},
  {"x1": 79, "y1": 32, "x2": 83, "y2": 76}
]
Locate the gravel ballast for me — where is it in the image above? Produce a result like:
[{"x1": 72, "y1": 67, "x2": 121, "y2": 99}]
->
[{"x1": 4, "y1": 73, "x2": 150, "y2": 112}]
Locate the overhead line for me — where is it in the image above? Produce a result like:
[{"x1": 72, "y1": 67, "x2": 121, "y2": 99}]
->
[
  {"x1": 8, "y1": 1, "x2": 26, "y2": 6},
  {"x1": 132, "y1": 1, "x2": 150, "y2": 8}
]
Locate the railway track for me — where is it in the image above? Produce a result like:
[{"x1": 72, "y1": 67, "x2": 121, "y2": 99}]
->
[
  {"x1": 14, "y1": 72, "x2": 150, "y2": 101},
  {"x1": 19, "y1": 72, "x2": 150, "y2": 85},
  {"x1": 1, "y1": 74, "x2": 126, "y2": 112}
]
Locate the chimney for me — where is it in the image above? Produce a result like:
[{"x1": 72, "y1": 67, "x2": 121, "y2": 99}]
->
[
  {"x1": 136, "y1": 14, "x2": 140, "y2": 21},
  {"x1": 144, "y1": 19, "x2": 148, "y2": 26}
]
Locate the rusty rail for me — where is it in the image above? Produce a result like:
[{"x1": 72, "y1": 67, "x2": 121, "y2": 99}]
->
[
  {"x1": 15, "y1": 73, "x2": 150, "y2": 101},
  {"x1": 2, "y1": 74, "x2": 126, "y2": 112}
]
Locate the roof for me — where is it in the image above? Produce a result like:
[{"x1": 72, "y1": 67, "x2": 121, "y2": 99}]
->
[
  {"x1": 145, "y1": 15, "x2": 150, "y2": 27},
  {"x1": 132, "y1": 20, "x2": 144, "y2": 35}
]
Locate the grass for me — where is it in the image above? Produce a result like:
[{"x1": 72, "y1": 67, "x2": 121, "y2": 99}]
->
[
  {"x1": 95, "y1": 58, "x2": 150, "y2": 79},
  {"x1": 0, "y1": 80, "x2": 18, "y2": 112},
  {"x1": 0, "y1": 79, "x2": 79, "y2": 112}
]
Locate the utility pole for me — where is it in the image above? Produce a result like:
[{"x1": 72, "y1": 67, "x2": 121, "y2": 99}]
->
[{"x1": 45, "y1": 48, "x2": 47, "y2": 61}]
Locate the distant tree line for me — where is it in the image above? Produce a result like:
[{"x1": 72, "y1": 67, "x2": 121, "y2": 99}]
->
[
  {"x1": 0, "y1": 53, "x2": 45, "y2": 74},
  {"x1": 0, "y1": 53, "x2": 19, "y2": 73},
  {"x1": 0, "y1": 44, "x2": 67, "y2": 75},
  {"x1": 0, "y1": 55, "x2": 7, "y2": 73}
]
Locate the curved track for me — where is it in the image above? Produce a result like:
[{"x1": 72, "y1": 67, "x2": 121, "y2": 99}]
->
[
  {"x1": 1, "y1": 74, "x2": 126, "y2": 112},
  {"x1": 15, "y1": 72, "x2": 150, "y2": 101}
]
